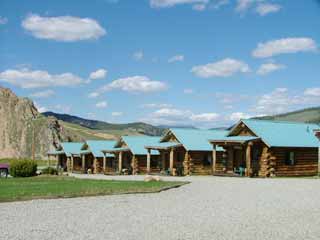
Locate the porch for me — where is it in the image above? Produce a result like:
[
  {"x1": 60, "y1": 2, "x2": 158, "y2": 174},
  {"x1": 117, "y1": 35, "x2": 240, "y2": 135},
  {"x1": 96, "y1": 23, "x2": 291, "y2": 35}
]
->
[{"x1": 211, "y1": 136, "x2": 261, "y2": 177}]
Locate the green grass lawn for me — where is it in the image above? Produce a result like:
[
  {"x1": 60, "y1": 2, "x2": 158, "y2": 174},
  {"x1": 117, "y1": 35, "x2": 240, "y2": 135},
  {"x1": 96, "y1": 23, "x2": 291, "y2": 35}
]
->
[{"x1": 0, "y1": 176, "x2": 186, "y2": 202}]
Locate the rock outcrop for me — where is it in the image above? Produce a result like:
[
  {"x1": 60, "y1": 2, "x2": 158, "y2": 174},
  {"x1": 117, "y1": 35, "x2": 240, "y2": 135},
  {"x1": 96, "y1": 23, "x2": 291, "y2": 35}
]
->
[{"x1": 0, "y1": 86, "x2": 80, "y2": 159}]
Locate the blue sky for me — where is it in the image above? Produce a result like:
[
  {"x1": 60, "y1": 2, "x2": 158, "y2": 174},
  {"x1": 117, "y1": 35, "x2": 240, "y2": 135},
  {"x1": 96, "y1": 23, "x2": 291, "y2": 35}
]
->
[{"x1": 0, "y1": 0, "x2": 320, "y2": 128}]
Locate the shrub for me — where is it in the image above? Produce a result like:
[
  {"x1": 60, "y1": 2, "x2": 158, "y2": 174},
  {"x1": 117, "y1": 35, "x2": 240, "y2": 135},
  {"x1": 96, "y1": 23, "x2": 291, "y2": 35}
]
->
[
  {"x1": 41, "y1": 167, "x2": 58, "y2": 175},
  {"x1": 9, "y1": 160, "x2": 37, "y2": 177}
]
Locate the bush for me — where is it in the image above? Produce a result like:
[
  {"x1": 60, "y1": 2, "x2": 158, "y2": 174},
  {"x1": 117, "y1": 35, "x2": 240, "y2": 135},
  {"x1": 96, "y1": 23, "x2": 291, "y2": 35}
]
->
[
  {"x1": 41, "y1": 167, "x2": 58, "y2": 175},
  {"x1": 9, "y1": 160, "x2": 37, "y2": 177}
]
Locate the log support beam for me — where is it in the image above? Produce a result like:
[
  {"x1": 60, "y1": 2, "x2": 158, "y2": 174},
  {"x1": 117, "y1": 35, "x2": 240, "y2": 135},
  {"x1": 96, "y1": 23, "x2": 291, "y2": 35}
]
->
[
  {"x1": 103, "y1": 155, "x2": 106, "y2": 173},
  {"x1": 93, "y1": 157, "x2": 97, "y2": 174},
  {"x1": 147, "y1": 150, "x2": 151, "y2": 174},
  {"x1": 81, "y1": 155, "x2": 85, "y2": 173},
  {"x1": 212, "y1": 144, "x2": 217, "y2": 174},
  {"x1": 118, "y1": 152, "x2": 123, "y2": 174},
  {"x1": 169, "y1": 148, "x2": 174, "y2": 176},
  {"x1": 246, "y1": 142, "x2": 253, "y2": 177}
]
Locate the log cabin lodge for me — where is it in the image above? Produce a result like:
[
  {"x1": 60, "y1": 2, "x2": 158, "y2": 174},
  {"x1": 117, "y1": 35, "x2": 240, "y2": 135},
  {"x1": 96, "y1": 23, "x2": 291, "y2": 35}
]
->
[{"x1": 48, "y1": 119, "x2": 320, "y2": 177}]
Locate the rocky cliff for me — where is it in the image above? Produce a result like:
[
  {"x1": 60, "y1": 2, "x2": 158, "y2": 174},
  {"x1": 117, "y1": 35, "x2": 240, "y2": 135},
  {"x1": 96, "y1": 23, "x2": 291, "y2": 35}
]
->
[{"x1": 0, "y1": 87, "x2": 81, "y2": 159}]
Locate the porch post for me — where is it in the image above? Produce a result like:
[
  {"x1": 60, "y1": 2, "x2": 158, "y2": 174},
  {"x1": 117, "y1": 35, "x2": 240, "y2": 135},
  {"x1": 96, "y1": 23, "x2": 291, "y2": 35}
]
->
[
  {"x1": 183, "y1": 151, "x2": 189, "y2": 176},
  {"x1": 227, "y1": 147, "x2": 233, "y2": 172},
  {"x1": 169, "y1": 148, "x2": 174, "y2": 175},
  {"x1": 93, "y1": 157, "x2": 97, "y2": 174},
  {"x1": 118, "y1": 151, "x2": 123, "y2": 174},
  {"x1": 132, "y1": 155, "x2": 137, "y2": 175},
  {"x1": 70, "y1": 156, "x2": 74, "y2": 172},
  {"x1": 103, "y1": 154, "x2": 106, "y2": 173},
  {"x1": 67, "y1": 157, "x2": 71, "y2": 173},
  {"x1": 212, "y1": 144, "x2": 217, "y2": 174},
  {"x1": 161, "y1": 152, "x2": 166, "y2": 170},
  {"x1": 246, "y1": 142, "x2": 252, "y2": 177},
  {"x1": 147, "y1": 149, "x2": 151, "y2": 174},
  {"x1": 82, "y1": 154, "x2": 85, "y2": 173}
]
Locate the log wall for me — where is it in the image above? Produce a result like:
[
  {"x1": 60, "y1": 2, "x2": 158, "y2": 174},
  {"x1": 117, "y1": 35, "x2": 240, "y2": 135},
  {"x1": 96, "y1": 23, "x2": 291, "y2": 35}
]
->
[{"x1": 271, "y1": 147, "x2": 318, "y2": 177}]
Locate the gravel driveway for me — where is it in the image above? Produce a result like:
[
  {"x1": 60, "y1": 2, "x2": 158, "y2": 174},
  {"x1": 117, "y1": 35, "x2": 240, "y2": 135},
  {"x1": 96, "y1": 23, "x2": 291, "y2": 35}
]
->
[{"x1": 1, "y1": 176, "x2": 320, "y2": 240}]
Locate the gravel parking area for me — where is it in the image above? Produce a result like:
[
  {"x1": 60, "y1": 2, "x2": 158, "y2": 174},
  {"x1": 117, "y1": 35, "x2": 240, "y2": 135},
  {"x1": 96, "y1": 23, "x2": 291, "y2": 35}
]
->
[{"x1": 1, "y1": 176, "x2": 320, "y2": 240}]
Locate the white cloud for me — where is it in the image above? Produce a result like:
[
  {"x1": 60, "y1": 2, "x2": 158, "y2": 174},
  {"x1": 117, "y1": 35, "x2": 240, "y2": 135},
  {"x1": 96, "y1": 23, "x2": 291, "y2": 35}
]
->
[
  {"x1": 141, "y1": 103, "x2": 173, "y2": 108},
  {"x1": 257, "y1": 63, "x2": 285, "y2": 75},
  {"x1": 304, "y1": 88, "x2": 320, "y2": 97},
  {"x1": 22, "y1": 14, "x2": 106, "y2": 42},
  {"x1": 168, "y1": 55, "x2": 184, "y2": 63},
  {"x1": 88, "y1": 92, "x2": 100, "y2": 98},
  {"x1": 144, "y1": 107, "x2": 220, "y2": 127},
  {"x1": 256, "y1": 3, "x2": 281, "y2": 16},
  {"x1": 251, "y1": 87, "x2": 320, "y2": 116},
  {"x1": 133, "y1": 51, "x2": 144, "y2": 61},
  {"x1": 183, "y1": 88, "x2": 194, "y2": 94},
  {"x1": 228, "y1": 112, "x2": 252, "y2": 121},
  {"x1": 98, "y1": 76, "x2": 168, "y2": 93},
  {"x1": 95, "y1": 101, "x2": 108, "y2": 108},
  {"x1": 252, "y1": 38, "x2": 317, "y2": 58},
  {"x1": 235, "y1": 0, "x2": 255, "y2": 13},
  {"x1": 53, "y1": 104, "x2": 72, "y2": 114},
  {"x1": 30, "y1": 89, "x2": 55, "y2": 98},
  {"x1": 190, "y1": 113, "x2": 220, "y2": 122},
  {"x1": 191, "y1": 58, "x2": 250, "y2": 78},
  {"x1": 150, "y1": 0, "x2": 208, "y2": 8},
  {"x1": 111, "y1": 112, "x2": 123, "y2": 117},
  {"x1": 192, "y1": 4, "x2": 206, "y2": 11},
  {"x1": 212, "y1": 0, "x2": 229, "y2": 9},
  {"x1": 0, "y1": 68, "x2": 83, "y2": 89},
  {"x1": 0, "y1": 16, "x2": 8, "y2": 25},
  {"x1": 89, "y1": 68, "x2": 107, "y2": 80},
  {"x1": 34, "y1": 102, "x2": 47, "y2": 113}
]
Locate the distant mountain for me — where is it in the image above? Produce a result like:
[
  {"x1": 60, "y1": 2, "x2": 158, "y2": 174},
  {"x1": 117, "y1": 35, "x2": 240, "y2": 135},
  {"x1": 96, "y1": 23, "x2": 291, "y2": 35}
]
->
[
  {"x1": 43, "y1": 112, "x2": 165, "y2": 136},
  {"x1": 157, "y1": 125, "x2": 197, "y2": 129},
  {"x1": 254, "y1": 107, "x2": 320, "y2": 123}
]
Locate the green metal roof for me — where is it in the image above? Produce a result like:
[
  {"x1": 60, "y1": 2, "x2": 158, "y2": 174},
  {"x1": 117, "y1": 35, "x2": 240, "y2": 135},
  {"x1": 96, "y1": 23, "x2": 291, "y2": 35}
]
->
[
  {"x1": 61, "y1": 142, "x2": 83, "y2": 157},
  {"x1": 120, "y1": 136, "x2": 161, "y2": 155},
  {"x1": 168, "y1": 128, "x2": 229, "y2": 151},
  {"x1": 86, "y1": 140, "x2": 116, "y2": 158},
  {"x1": 233, "y1": 119, "x2": 320, "y2": 148}
]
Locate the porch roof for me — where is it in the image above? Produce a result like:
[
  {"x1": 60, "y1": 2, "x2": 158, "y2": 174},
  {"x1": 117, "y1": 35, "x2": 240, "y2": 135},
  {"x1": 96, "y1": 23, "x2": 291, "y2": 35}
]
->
[
  {"x1": 145, "y1": 141, "x2": 183, "y2": 150},
  {"x1": 210, "y1": 136, "x2": 260, "y2": 144},
  {"x1": 117, "y1": 136, "x2": 160, "y2": 155},
  {"x1": 165, "y1": 128, "x2": 228, "y2": 151},
  {"x1": 85, "y1": 140, "x2": 116, "y2": 158},
  {"x1": 61, "y1": 142, "x2": 83, "y2": 157}
]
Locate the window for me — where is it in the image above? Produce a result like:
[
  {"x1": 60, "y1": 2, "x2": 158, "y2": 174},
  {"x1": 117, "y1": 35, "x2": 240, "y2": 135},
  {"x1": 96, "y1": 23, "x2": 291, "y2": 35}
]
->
[
  {"x1": 285, "y1": 151, "x2": 295, "y2": 166},
  {"x1": 203, "y1": 153, "x2": 212, "y2": 166}
]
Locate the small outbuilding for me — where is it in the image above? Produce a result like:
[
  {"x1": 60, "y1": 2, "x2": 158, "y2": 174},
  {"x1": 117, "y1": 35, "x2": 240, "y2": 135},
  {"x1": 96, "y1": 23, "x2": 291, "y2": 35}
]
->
[
  {"x1": 145, "y1": 128, "x2": 228, "y2": 176},
  {"x1": 80, "y1": 140, "x2": 117, "y2": 174},
  {"x1": 210, "y1": 119, "x2": 320, "y2": 177},
  {"x1": 103, "y1": 136, "x2": 161, "y2": 175}
]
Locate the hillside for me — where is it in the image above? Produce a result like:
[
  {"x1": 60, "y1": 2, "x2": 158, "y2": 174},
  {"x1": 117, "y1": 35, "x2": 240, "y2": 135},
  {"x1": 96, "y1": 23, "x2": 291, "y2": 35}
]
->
[
  {"x1": 254, "y1": 107, "x2": 320, "y2": 123},
  {"x1": 43, "y1": 112, "x2": 165, "y2": 136}
]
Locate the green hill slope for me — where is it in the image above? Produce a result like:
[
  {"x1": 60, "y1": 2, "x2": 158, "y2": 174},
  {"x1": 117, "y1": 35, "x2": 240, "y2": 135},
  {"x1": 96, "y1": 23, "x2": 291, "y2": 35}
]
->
[
  {"x1": 255, "y1": 107, "x2": 320, "y2": 123},
  {"x1": 43, "y1": 112, "x2": 165, "y2": 136}
]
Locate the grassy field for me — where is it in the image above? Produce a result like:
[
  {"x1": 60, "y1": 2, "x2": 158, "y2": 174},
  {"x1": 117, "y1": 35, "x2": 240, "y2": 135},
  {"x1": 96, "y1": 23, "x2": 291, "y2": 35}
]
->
[{"x1": 0, "y1": 176, "x2": 185, "y2": 202}]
